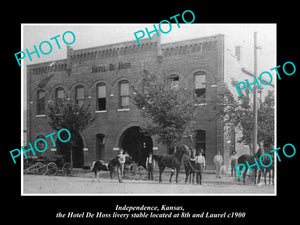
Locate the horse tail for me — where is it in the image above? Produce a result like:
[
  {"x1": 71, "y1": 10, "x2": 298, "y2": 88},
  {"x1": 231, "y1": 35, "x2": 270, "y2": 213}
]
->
[{"x1": 91, "y1": 161, "x2": 96, "y2": 171}]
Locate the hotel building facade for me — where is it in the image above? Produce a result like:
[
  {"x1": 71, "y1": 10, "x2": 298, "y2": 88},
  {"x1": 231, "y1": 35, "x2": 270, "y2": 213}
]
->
[{"x1": 26, "y1": 32, "x2": 250, "y2": 170}]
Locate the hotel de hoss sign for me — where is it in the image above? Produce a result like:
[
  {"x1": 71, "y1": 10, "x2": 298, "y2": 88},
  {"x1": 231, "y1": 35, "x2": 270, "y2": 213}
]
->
[{"x1": 92, "y1": 62, "x2": 131, "y2": 73}]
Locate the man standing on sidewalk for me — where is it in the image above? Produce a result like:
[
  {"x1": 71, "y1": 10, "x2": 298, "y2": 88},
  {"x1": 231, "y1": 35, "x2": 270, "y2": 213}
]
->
[
  {"x1": 146, "y1": 152, "x2": 155, "y2": 180},
  {"x1": 214, "y1": 151, "x2": 223, "y2": 179},
  {"x1": 194, "y1": 150, "x2": 205, "y2": 184},
  {"x1": 117, "y1": 149, "x2": 126, "y2": 183},
  {"x1": 230, "y1": 151, "x2": 238, "y2": 177}
]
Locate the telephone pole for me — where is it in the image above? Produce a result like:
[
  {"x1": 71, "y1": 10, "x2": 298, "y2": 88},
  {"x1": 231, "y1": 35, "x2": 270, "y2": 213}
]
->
[
  {"x1": 241, "y1": 32, "x2": 260, "y2": 155},
  {"x1": 253, "y1": 32, "x2": 258, "y2": 155}
]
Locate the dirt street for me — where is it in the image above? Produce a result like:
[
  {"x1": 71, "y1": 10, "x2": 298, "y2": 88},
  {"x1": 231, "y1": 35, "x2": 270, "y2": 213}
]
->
[{"x1": 23, "y1": 173, "x2": 275, "y2": 195}]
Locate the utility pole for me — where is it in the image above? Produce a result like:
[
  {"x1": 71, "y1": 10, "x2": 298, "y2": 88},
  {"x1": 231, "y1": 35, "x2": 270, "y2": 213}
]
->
[
  {"x1": 253, "y1": 32, "x2": 258, "y2": 155},
  {"x1": 241, "y1": 32, "x2": 260, "y2": 156}
]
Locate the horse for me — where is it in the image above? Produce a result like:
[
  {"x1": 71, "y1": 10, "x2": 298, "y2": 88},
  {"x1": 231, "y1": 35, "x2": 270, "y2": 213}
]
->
[
  {"x1": 257, "y1": 154, "x2": 274, "y2": 185},
  {"x1": 184, "y1": 153, "x2": 204, "y2": 185},
  {"x1": 91, "y1": 158, "x2": 120, "y2": 181},
  {"x1": 183, "y1": 149, "x2": 196, "y2": 184},
  {"x1": 237, "y1": 148, "x2": 263, "y2": 185},
  {"x1": 153, "y1": 144, "x2": 190, "y2": 183}
]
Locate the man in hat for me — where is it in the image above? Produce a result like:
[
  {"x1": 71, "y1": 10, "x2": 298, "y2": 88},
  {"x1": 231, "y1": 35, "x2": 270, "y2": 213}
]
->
[
  {"x1": 230, "y1": 151, "x2": 238, "y2": 177},
  {"x1": 117, "y1": 149, "x2": 126, "y2": 182},
  {"x1": 146, "y1": 152, "x2": 155, "y2": 180},
  {"x1": 194, "y1": 149, "x2": 205, "y2": 184}
]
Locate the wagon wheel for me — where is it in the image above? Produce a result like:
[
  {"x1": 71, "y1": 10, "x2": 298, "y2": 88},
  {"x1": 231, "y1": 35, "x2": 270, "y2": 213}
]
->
[
  {"x1": 62, "y1": 162, "x2": 72, "y2": 176},
  {"x1": 45, "y1": 162, "x2": 58, "y2": 176},
  {"x1": 35, "y1": 162, "x2": 46, "y2": 175},
  {"x1": 24, "y1": 162, "x2": 44, "y2": 174},
  {"x1": 129, "y1": 163, "x2": 138, "y2": 179},
  {"x1": 24, "y1": 163, "x2": 35, "y2": 174},
  {"x1": 136, "y1": 166, "x2": 147, "y2": 180}
]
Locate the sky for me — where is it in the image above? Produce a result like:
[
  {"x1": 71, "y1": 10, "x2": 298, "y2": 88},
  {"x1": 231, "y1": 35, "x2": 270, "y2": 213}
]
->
[{"x1": 22, "y1": 23, "x2": 276, "y2": 70}]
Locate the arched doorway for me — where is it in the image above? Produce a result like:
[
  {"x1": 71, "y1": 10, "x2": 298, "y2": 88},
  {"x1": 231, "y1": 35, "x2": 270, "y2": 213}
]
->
[
  {"x1": 119, "y1": 126, "x2": 153, "y2": 167},
  {"x1": 56, "y1": 133, "x2": 84, "y2": 168}
]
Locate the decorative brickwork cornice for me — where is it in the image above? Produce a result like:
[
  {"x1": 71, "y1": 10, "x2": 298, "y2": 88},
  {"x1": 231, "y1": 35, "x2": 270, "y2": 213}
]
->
[
  {"x1": 69, "y1": 41, "x2": 158, "y2": 63},
  {"x1": 27, "y1": 59, "x2": 68, "y2": 75},
  {"x1": 161, "y1": 35, "x2": 220, "y2": 57}
]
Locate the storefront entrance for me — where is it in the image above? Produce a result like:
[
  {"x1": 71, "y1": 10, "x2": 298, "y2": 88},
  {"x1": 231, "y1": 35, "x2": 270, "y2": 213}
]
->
[{"x1": 119, "y1": 126, "x2": 153, "y2": 167}]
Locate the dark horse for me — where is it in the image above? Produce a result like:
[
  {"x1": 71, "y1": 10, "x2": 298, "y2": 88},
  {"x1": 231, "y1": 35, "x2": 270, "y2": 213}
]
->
[
  {"x1": 153, "y1": 144, "x2": 190, "y2": 183},
  {"x1": 258, "y1": 153, "x2": 274, "y2": 185},
  {"x1": 91, "y1": 158, "x2": 120, "y2": 181},
  {"x1": 237, "y1": 148, "x2": 263, "y2": 184},
  {"x1": 183, "y1": 149, "x2": 196, "y2": 184}
]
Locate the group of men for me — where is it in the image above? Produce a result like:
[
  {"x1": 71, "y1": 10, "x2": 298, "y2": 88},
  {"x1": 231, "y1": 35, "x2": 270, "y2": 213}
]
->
[
  {"x1": 115, "y1": 149, "x2": 156, "y2": 182},
  {"x1": 188, "y1": 148, "x2": 224, "y2": 179},
  {"x1": 116, "y1": 147, "x2": 225, "y2": 183}
]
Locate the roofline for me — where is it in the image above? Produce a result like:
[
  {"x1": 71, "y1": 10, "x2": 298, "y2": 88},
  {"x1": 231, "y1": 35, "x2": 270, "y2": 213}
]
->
[{"x1": 27, "y1": 33, "x2": 224, "y2": 68}]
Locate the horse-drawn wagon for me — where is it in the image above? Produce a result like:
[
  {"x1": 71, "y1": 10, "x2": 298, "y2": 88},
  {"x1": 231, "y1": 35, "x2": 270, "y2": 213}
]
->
[
  {"x1": 123, "y1": 159, "x2": 138, "y2": 179},
  {"x1": 134, "y1": 166, "x2": 147, "y2": 180},
  {"x1": 91, "y1": 156, "x2": 148, "y2": 181},
  {"x1": 123, "y1": 157, "x2": 147, "y2": 180},
  {"x1": 23, "y1": 155, "x2": 72, "y2": 176}
]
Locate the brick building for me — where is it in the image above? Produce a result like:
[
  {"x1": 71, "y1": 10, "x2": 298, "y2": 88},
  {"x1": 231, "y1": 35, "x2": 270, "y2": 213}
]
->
[{"x1": 26, "y1": 33, "x2": 245, "y2": 170}]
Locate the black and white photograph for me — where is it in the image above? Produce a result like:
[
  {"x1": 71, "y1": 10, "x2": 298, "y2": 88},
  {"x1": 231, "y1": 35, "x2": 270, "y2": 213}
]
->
[{"x1": 21, "y1": 24, "x2": 276, "y2": 195}]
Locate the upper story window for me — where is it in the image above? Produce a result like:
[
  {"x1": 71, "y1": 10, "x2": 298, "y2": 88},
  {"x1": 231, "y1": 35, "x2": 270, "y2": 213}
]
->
[
  {"x1": 75, "y1": 85, "x2": 85, "y2": 107},
  {"x1": 194, "y1": 71, "x2": 206, "y2": 98},
  {"x1": 37, "y1": 89, "x2": 45, "y2": 115},
  {"x1": 55, "y1": 87, "x2": 65, "y2": 106},
  {"x1": 119, "y1": 80, "x2": 130, "y2": 109},
  {"x1": 97, "y1": 83, "x2": 106, "y2": 111}
]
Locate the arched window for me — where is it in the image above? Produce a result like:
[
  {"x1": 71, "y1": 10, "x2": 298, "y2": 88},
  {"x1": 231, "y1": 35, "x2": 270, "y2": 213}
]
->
[
  {"x1": 194, "y1": 71, "x2": 206, "y2": 99},
  {"x1": 75, "y1": 85, "x2": 85, "y2": 107},
  {"x1": 96, "y1": 83, "x2": 106, "y2": 111},
  {"x1": 36, "y1": 89, "x2": 45, "y2": 115},
  {"x1": 55, "y1": 87, "x2": 65, "y2": 106},
  {"x1": 119, "y1": 80, "x2": 130, "y2": 109}
]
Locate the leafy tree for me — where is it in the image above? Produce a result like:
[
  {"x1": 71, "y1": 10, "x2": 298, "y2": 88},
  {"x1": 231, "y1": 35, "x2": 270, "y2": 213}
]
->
[
  {"x1": 131, "y1": 64, "x2": 203, "y2": 152},
  {"x1": 236, "y1": 89, "x2": 274, "y2": 152},
  {"x1": 257, "y1": 90, "x2": 274, "y2": 147},
  {"x1": 211, "y1": 79, "x2": 275, "y2": 154},
  {"x1": 47, "y1": 99, "x2": 95, "y2": 166},
  {"x1": 132, "y1": 63, "x2": 274, "y2": 155}
]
